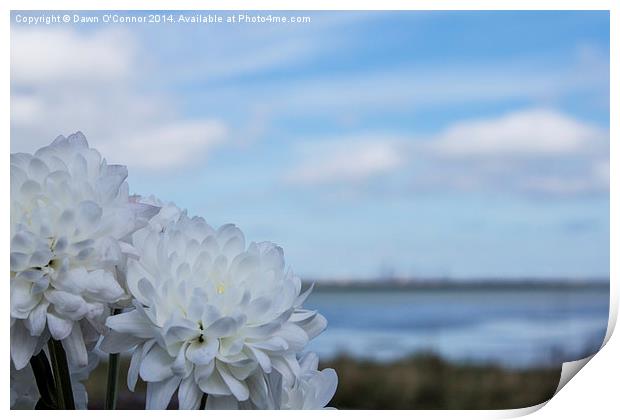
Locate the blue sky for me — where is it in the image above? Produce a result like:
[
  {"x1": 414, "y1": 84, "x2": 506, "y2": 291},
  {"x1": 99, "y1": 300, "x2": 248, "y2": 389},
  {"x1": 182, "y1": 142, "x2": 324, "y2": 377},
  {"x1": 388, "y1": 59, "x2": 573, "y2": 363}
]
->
[{"x1": 11, "y1": 11, "x2": 610, "y2": 279}]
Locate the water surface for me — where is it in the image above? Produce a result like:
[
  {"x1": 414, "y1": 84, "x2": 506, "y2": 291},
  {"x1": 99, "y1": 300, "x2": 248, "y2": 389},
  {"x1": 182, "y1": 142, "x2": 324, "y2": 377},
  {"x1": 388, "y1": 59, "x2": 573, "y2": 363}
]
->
[{"x1": 305, "y1": 284, "x2": 609, "y2": 367}]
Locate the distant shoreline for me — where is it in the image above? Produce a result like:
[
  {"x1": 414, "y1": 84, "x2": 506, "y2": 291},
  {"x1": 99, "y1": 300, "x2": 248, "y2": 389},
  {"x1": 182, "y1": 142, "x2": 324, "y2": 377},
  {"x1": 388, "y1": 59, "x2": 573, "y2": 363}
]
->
[{"x1": 307, "y1": 278, "x2": 609, "y2": 292}]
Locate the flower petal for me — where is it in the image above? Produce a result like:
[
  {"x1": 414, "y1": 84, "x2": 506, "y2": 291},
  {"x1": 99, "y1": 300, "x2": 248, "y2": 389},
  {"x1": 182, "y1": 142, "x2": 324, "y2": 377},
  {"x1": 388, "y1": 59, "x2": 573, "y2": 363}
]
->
[
  {"x1": 47, "y1": 312, "x2": 73, "y2": 340},
  {"x1": 100, "y1": 330, "x2": 143, "y2": 353},
  {"x1": 24, "y1": 301, "x2": 49, "y2": 336},
  {"x1": 247, "y1": 346, "x2": 271, "y2": 373},
  {"x1": 186, "y1": 338, "x2": 218, "y2": 365},
  {"x1": 313, "y1": 368, "x2": 338, "y2": 408},
  {"x1": 140, "y1": 346, "x2": 174, "y2": 382},
  {"x1": 218, "y1": 364, "x2": 249, "y2": 401},
  {"x1": 297, "y1": 312, "x2": 327, "y2": 341},
  {"x1": 178, "y1": 376, "x2": 202, "y2": 410},
  {"x1": 45, "y1": 290, "x2": 88, "y2": 321},
  {"x1": 127, "y1": 346, "x2": 143, "y2": 392},
  {"x1": 204, "y1": 317, "x2": 238, "y2": 338},
  {"x1": 198, "y1": 368, "x2": 229, "y2": 396},
  {"x1": 10, "y1": 321, "x2": 38, "y2": 370},
  {"x1": 278, "y1": 323, "x2": 309, "y2": 350},
  {"x1": 145, "y1": 375, "x2": 181, "y2": 410},
  {"x1": 11, "y1": 279, "x2": 40, "y2": 319},
  {"x1": 106, "y1": 309, "x2": 154, "y2": 338},
  {"x1": 62, "y1": 324, "x2": 88, "y2": 367}
]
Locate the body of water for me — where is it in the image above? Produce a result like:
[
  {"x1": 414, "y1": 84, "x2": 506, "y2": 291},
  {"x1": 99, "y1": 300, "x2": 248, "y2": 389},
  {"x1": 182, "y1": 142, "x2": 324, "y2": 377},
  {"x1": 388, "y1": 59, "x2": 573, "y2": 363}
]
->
[{"x1": 304, "y1": 284, "x2": 609, "y2": 367}]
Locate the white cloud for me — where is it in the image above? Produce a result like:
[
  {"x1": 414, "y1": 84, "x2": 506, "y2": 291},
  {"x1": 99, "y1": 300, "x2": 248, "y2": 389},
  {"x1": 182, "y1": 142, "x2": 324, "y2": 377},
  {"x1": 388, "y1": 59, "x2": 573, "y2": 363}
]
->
[
  {"x1": 421, "y1": 109, "x2": 609, "y2": 195},
  {"x1": 11, "y1": 27, "x2": 228, "y2": 171},
  {"x1": 11, "y1": 28, "x2": 134, "y2": 85},
  {"x1": 430, "y1": 109, "x2": 606, "y2": 159},
  {"x1": 10, "y1": 24, "x2": 608, "y2": 198},
  {"x1": 285, "y1": 110, "x2": 609, "y2": 196},
  {"x1": 119, "y1": 120, "x2": 228, "y2": 169},
  {"x1": 286, "y1": 136, "x2": 404, "y2": 185}
]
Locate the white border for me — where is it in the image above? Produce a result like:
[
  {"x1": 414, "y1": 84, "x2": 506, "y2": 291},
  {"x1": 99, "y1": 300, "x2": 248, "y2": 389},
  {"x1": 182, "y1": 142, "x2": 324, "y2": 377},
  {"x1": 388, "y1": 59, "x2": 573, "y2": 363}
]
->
[{"x1": 2, "y1": 1, "x2": 617, "y2": 418}]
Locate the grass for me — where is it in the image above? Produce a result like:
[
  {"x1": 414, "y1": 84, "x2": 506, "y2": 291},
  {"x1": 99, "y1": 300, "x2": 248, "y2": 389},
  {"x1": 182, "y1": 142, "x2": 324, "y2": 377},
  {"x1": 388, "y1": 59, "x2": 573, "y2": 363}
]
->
[
  {"x1": 323, "y1": 354, "x2": 561, "y2": 409},
  {"x1": 83, "y1": 353, "x2": 561, "y2": 409}
]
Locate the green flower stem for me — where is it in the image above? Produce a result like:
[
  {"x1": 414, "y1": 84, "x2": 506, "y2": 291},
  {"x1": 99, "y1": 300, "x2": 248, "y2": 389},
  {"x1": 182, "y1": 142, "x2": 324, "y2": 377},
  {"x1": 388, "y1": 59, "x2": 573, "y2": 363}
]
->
[
  {"x1": 48, "y1": 339, "x2": 75, "y2": 410},
  {"x1": 105, "y1": 308, "x2": 122, "y2": 410},
  {"x1": 29, "y1": 350, "x2": 58, "y2": 409},
  {"x1": 200, "y1": 393, "x2": 207, "y2": 410}
]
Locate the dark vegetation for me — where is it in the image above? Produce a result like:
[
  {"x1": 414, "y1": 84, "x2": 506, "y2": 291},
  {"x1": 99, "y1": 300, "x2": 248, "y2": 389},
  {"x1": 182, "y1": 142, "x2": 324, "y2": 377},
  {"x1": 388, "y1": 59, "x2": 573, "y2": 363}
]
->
[
  {"x1": 322, "y1": 354, "x2": 561, "y2": 410},
  {"x1": 84, "y1": 353, "x2": 562, "y2": 410}
]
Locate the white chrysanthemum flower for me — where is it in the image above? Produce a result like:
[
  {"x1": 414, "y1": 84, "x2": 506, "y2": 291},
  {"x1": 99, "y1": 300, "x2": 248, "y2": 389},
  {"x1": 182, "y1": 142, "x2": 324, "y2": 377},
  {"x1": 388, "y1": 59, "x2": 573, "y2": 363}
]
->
[
  {"x1": 110, "y1": 196, "x2": 177, "y2": 310},
  {"x1": 10, "y1": 351, "x2": 99, "y2": 409},
  {"x1": 69, "y1": 351, "x2": 101, "y2": 409},
  {"x1": 10, "y1": 133, "x2": 156, "y2": 369},
  {"x1": 279, "y1": 352, "x2": 337, "y2": 409},
  {"x1": 206, "y1": 352, "x2": 338, "y2": 410},
  {"x1": 130, "y1": 195, "x2": 183, "y2": 232},
  {"x1": 102, "y1": 213, "x2": 327, "y2": 409},
  {"x1": 10, "y1": 361, "x2": 39, "y2": 409}
]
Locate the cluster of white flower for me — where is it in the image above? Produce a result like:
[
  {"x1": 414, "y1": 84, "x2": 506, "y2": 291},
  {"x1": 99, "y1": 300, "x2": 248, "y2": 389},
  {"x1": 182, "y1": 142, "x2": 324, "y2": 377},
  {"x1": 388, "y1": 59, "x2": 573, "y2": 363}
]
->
[
  {"x1": 11, "y1": 351, "x2": 99, "y2": 409},
  {"x1": 10, "y1": 133, "x2": 337, "y2": 410}
]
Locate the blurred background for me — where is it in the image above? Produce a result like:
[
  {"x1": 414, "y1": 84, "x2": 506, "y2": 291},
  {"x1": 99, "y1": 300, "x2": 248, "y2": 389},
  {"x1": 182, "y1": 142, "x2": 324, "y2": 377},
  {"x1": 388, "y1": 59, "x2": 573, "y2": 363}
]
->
[{"x1": 11, "y1": 10, "x2": 610, "y2": 409}]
